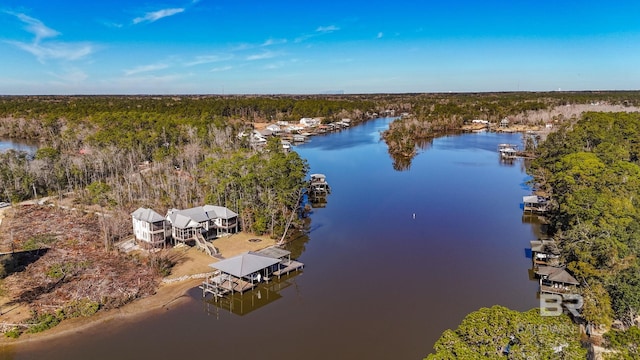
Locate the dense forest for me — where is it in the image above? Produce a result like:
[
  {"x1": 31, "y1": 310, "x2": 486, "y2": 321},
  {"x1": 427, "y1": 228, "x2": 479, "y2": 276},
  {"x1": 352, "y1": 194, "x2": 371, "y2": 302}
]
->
[
  {"x1": 425, "y1": 306, "x2": 586, "y2": 359},
  {"x1": 0, "y1": 95, "x2": 386, "y2": 241},
  {"x1": 529, "y1": 111, "x2": 640, "y2": 354},
  {"x1": 2, "y1": 94, "x2": 640, "y2": 349},
  {"x1": 382, "y1": 91, "x2": 640, "y2": 170}
]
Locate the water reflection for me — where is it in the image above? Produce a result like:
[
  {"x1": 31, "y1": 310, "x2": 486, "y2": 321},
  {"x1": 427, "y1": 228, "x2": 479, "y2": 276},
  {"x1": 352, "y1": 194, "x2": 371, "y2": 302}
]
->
[
  {"x1": 202, "y1": 272, "x2": 302, "y2": 317},
  {"x1": 7, "y1": 118, "x2": 543, "y2": 360}
]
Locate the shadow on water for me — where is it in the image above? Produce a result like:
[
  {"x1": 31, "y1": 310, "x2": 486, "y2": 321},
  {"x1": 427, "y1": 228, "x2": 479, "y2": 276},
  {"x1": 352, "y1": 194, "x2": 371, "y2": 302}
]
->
[{"x1": 199, "y1": 271, "x2": 303, "y2": 317}]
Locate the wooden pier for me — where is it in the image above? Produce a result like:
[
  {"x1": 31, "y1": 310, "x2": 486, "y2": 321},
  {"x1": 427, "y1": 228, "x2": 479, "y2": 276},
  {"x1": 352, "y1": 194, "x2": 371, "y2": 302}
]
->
[{"x1": 273, "y1": 259, "x2": 304, "y2": 277}]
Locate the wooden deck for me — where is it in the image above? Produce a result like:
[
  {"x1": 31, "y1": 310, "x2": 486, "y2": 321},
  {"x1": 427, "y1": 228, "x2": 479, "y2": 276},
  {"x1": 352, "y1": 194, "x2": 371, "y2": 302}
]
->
[
  {"x1": 273, "y1": 259, "x2": 304, "y2": 277},
  {"x1": 524, "y1": 205, "x2": 548, "y2": 213},
  {"x1": 540, "y1": 284, "x2": 578, "y2": 295},
  {"x1": 201, "y1": 274, "x2": 257, "y2": 298}
]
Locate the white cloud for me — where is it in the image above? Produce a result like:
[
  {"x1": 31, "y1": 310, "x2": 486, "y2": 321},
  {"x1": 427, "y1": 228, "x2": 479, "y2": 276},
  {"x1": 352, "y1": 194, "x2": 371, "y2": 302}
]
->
[
  {"x1": 15, "y1": 13, "x2": 60, "y2": 42},
  {"x1": 316, "y1": 25, "x2": 339, "y2": 33},
  {"x1": 7, "y1": 40, "x2": 93, "y2": 63},
  {"x1": 246, "y1": 52, "x2": 276, "y2": 61},
  {"x1": 133, "y1": 8, "x2": 184, "y2": 24},
  {"x1": 295, "y1": 25, "x2": 340, "y2": 43},
  {"x1": 210, "y1": 66, "x2": 232, "y2": 72},
  {"x1": 377, "y1": 32, "x2": 384, "y2": 39},
  {"x1": 185, "y1": 54, "x2": 232, "y2": 66},
  {"x1": 261, "y1": 38, "x2": 287, "y2": 47},
  {"x1": 101, "y1": 20, "x2": 124, "y2": 29},
  {"x1": 124, "y1": 63, "x2": 169, "y2": 76},
  {"x1": 48, "y1": 69, "x2": 89, "y2": 83},
  {"x1": 5, "y1": 13, "x2": 94, "y2": 62}
]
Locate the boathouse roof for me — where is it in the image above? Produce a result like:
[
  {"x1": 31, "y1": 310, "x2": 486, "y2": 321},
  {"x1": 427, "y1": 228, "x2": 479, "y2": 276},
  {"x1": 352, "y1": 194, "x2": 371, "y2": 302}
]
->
[
  {"x1": 210, "y1": 252, "x2": 280, "y2": 278},
  {"x1": 256, "y1": 246, "x2": 291, "y2": 259},
  {"x1": 535, "y1": 266, "x2": 579, "y2": 285},
  {"x1": 530, "y1": 240, "x2": 560, "y2": 254},
  {"x1": 523, "y1": 195, "x2": 541, "y2": 204}
]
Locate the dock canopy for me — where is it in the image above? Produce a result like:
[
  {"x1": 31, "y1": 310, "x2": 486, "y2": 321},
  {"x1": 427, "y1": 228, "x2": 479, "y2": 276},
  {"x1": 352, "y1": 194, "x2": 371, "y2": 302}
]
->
[
  {"x1": 209, "y1": 252, "x2": 280, "y2": 278},
  {"x1": 530, "y1": 240, "x2": 560, "y2": 255},
  {"x1": 523, "y1": 195, "x2": 540, "y2": 204},
  {"x1": 256, "y1": 246, "x2": 291, "y2": 260}
]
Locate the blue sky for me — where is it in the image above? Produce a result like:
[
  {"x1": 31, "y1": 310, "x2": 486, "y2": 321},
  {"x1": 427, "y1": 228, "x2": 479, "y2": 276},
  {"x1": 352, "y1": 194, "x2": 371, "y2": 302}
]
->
[{"x1": 1, "y1": 0, "x2": 639, "y2": 95}]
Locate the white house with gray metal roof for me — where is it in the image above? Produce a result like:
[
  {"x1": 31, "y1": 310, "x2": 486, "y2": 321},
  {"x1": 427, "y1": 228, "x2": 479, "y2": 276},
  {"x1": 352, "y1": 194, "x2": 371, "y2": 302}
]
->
[
  {"x1": 166, "y1": 205, "x2": 239, "y2": 243},
  {"x1": 131, "y1": 207, "x2": 171, "y2": 247}
]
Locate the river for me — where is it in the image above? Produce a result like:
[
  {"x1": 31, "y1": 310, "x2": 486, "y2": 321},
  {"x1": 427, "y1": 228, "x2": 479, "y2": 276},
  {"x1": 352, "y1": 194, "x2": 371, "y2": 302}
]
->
[{"x1": 3, "y1": 118, "x2": 541, "y2": 359}]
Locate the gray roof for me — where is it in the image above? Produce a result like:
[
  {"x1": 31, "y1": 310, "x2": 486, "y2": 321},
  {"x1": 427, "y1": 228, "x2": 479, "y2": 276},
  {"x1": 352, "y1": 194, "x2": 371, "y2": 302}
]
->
[
  {"x1": 131, "y1": 207, "x2": 165, "y2": 223},
  {"x1": 530, "y1": 240, "x2": 559, "y2": 254},
  {"x1": 167, "y1": 205, "x2": 238, "y2": 229},
  {"x1": 170, "y1": 213, "x2": 200, "y2": 229},
  {"x1": 536, "y1": 266, "x2": 579, "y2": 285},
  {"x1": 256, "y1": 246, "x2": 291, "y2": 259},
  {"x1": 548, "y1": 269, "x2": 579, "y2": 285},
  {"x1": 209, "y1": 252, "x2": 280, "y2": 278},
  {"x1": 203, "y1": 205, "x2": 238, "y2": 219},
  {"x1": 523, "y1": 195, "x2": 539, "y2": 204}
]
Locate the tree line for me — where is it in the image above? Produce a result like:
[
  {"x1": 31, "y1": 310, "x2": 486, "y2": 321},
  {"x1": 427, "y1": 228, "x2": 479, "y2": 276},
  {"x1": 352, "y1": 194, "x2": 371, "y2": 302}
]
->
[
  {"x1": 530, "y1": 111, "x2": 640, "y2": 329},
  {"x1": 381, "y1": 91, "x2": 640, "y2": 170}
]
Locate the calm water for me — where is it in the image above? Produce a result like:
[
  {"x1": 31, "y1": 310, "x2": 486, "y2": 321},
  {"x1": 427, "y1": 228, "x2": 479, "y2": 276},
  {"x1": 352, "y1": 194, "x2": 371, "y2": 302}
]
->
[
  {"x1": 4, "y1": 118, "x2": 540, "y2": 360},
  {"x1": 0, "y1": 138, "x2": 38, "y2": 154}
]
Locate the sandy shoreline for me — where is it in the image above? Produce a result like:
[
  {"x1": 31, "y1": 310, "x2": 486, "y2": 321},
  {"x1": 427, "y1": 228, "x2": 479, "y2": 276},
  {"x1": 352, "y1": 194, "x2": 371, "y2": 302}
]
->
[{"x1": 0, "y1": 232, "x2": 276, "y2": 347}]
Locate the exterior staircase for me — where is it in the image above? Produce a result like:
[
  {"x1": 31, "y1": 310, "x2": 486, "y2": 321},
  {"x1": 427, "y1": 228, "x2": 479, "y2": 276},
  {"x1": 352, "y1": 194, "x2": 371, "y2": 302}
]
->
[{"x1": 194, "y1": 232, "x2": 218, "y2": 257}]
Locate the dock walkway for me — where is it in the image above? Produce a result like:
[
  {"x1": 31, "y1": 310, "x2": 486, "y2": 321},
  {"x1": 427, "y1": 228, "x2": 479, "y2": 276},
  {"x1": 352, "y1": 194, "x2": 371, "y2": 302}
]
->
[{"x1": 273, "y1": 259, "x2": 304, "y2": 277}]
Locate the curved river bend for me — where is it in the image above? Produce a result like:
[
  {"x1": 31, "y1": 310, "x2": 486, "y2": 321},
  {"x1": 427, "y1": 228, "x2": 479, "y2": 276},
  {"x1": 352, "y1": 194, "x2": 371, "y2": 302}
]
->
[{"x1": 5, "y1": 118, "x2": 540, "y2": 359}]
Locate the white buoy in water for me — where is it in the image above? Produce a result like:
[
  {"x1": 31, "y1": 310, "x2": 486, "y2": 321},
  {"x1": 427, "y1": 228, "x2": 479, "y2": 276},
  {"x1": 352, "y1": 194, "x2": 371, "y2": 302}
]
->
[{"x1": 412, "y1": 213, "x2": 416, "y2": 219}]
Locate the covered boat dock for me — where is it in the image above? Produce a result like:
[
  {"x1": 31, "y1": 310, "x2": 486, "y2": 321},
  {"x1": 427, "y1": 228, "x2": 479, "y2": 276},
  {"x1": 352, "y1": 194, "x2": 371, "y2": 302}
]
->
[
  {"x1": 523, "y1": 195, "x2": 549, "y2": 213},
  {"x1": 201, "y1": 246, "x2": 304, "y2": 299}
]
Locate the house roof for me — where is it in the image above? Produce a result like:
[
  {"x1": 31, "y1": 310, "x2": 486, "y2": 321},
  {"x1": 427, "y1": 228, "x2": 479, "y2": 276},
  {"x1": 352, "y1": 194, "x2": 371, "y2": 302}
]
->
[
  {"x1": 209, "y1": 252, "x2": 280, "y2": 278},
  {"x1": 170, "y1": 213, "x2": 200, "y2": 229},
  {"x1": 167, "y1": 205, "x2": 238, "y2": 229},
  {"x1": 202, "y1": 205, "x2": 238, "y2": 219},
  {"x1": 131, "y1": 207, "x2": 165, "y2": 223}
]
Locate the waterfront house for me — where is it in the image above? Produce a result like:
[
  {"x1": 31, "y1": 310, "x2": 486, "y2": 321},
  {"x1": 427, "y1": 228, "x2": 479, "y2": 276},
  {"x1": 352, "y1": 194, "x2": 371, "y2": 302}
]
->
[
  {"x1": 265, "y1": 124, "x2": 281, "y2": 134},
  {"x1": 292, "y1": 134, "x2": 306, "y2": 143},
  {"x1": 166, "y1": 205, "x2": 239, "y2": 243},
  {"x1": 500, "y1": 118, "x2": 510, "y2": 127},
  {"x1": 300, "y1": 117, "x2": 320, "y2": 127},
  {"x1": 131, "y1": 207, "x2": 171, "y2": 247}
]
